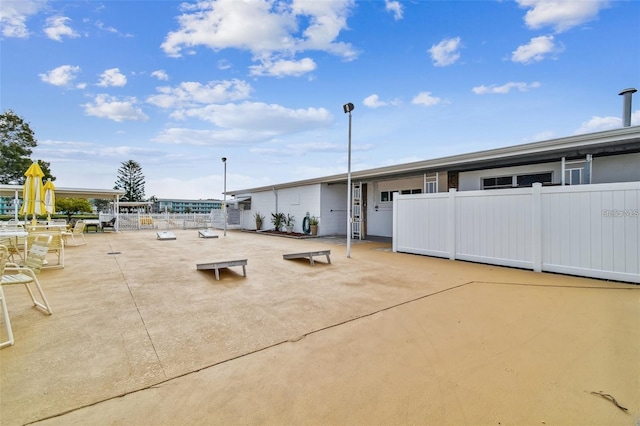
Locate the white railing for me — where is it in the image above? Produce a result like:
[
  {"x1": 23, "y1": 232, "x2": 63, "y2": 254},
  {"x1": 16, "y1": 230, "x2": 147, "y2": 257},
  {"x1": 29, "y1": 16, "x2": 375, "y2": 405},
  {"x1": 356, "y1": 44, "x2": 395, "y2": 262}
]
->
[
  {"x1": 393, "y1": 182, "x2": 640, "y2": 284},
  {"x1": 99, "y1": 210, "x2": 241, "y2": 231}
]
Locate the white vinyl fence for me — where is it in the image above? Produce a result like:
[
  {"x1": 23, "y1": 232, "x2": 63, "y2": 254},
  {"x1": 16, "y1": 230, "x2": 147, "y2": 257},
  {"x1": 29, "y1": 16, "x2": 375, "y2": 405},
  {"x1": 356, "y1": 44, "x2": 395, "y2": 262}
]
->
[
  {"x1": 99, "y1": 209, "x2": 241, "y2": 231},
  {"x1": 393, "y1": 182, "x2": 640, "y2": 283}
]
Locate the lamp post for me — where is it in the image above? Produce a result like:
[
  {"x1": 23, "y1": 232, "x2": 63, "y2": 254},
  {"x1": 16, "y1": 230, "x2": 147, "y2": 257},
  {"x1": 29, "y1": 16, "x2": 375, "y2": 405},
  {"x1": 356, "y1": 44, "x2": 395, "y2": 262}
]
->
[
  {"x1": 343, "y1": 102, "x2": 354, "y2": 258},
  {"x1": 221, "y1": 157, "x2": 227, "y2": 236}
]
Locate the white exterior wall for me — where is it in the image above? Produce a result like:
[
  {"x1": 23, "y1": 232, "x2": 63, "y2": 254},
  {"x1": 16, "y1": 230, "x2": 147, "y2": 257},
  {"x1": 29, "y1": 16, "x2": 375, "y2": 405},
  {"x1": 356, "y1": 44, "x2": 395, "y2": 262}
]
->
[
  {"x1": 592, "y1": 152, "x2": 640, "y2": 183},
  {"x1": 238, "y1": 190, "x2": 277, "y2": 230},
  {"x1": 319, "y1": 183, "x2": 347, "y2": 236},
  {"x1": 273, "y1": 185, "x2": 321, "y2": 233},
  {"x1": 236, "y1": 184, "x2": 321, "y2": 233},
  {"x1": 393, "y1": 182, "x2": 640, "y2": 283}
]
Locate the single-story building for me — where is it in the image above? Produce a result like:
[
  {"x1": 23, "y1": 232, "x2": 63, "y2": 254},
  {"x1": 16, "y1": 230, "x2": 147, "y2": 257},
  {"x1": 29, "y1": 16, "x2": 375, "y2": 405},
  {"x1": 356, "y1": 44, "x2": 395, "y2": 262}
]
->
[{"x1": 227, "y1": 125, "x2": 640, "y2": 239}]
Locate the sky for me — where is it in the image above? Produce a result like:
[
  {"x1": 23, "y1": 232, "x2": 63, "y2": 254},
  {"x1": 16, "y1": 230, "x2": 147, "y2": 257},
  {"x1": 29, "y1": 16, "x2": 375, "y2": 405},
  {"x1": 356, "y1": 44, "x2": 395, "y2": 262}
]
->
[{"x1": 1, "y1": 0, "x2": 639, "y2": 200}]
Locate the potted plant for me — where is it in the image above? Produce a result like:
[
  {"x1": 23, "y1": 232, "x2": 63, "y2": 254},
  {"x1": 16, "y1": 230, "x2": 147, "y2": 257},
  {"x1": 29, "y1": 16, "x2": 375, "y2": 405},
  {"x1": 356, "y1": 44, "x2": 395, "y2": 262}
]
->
[
  {"x1": 254, "y1": 212, "x2": 265, "y2": 230},
  {"x1": 309, "y1": 216, "x2": 319, "y2": 235},
  {"x1": 271, "y1": 212, "x2": 285, "y2": 231},
  {"x1": 284, "y1": 213, "x2": 295, "y2": 233}
]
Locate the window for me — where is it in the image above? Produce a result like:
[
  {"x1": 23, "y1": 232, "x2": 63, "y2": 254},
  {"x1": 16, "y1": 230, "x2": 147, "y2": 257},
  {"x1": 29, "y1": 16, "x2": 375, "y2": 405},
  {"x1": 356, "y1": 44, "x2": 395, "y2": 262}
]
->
[
  {"x1": 482, "y1": 176, "x2": 513, "y2": 189},
  {"x1": 483, "y1": 172, "x2": 552, "y2": 189},
  {"x1": 516, "y1": 172, "x2": 552, "y2": 187}
]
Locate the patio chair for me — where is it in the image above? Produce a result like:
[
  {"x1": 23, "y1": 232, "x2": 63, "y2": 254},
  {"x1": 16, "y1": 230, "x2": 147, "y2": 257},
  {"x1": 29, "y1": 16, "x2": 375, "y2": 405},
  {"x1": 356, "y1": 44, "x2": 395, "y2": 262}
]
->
[
  {"x1": 0, "y1": 245, "x2": 14, "y2": 348},
  {"x1": 101, "y1": 217, "x2": 116, "y2": 231},
  {"x1": 27, "y1": 229, "x2": 64, "y2": 269},
  {"x1": 62, "y1": 220, "x2": 86, "y2": 246},
  {"x1": 0, "y1": 236, "x2": 24, "y2": 264},
  {"x1": 1, "y1": 236, "x2": 53, "y2": 348}
]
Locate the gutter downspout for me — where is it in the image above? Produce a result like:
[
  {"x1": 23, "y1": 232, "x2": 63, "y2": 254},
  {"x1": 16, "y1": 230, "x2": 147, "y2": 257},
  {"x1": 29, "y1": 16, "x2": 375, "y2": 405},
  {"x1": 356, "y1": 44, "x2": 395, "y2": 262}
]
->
[{"x1": 273, "y1": 187, "x2": 278, "y2": 215}]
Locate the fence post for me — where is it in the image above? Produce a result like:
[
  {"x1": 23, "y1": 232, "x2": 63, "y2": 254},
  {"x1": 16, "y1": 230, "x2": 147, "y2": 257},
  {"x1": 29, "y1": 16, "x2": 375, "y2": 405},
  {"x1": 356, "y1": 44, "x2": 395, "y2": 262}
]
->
[
  {"x1": 448, "y1": 189, "x2": 456, "y2": 260},
  {"x1": 392, "y1": 196, "x2": 398, "y2": 252},
  {"x1": 532, "y1": 183, "x2": 542, "y2": 272}
]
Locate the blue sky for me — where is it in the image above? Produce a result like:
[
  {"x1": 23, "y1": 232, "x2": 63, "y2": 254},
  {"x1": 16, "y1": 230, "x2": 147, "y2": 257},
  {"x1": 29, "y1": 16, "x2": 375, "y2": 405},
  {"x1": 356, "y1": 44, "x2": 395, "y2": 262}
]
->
[{"x1": 1, "y1": 0, "x2": 639, "y2": 199}]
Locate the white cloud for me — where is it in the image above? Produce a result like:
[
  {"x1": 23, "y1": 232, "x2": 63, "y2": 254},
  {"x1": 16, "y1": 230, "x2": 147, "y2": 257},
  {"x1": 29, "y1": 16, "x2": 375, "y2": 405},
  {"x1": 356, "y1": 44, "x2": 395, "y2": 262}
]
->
[
  {"x1": 0, "y1": 0, "x2": 43, "y2": 38},
  {"x1": 412, "y1": 92, "x2": 441, "y2": 107},
  {"x1": 516, "y1": 0, "x2": 609, "y2": 33},
  {"x1": 147, "y1": 79, "x2": 252, "y2": 109},
  {"x1": 472, "y1": 81, "x2": 541, "y2": 95},
  {"x1": 363, "y1": 94, "x2": 386, "y2": 108},
  {"x1": 161, "y1": 0, "x2": 356, "y2": 76},
  {"x1": 39, "y1": 65, "x2": 82, "y2": 87},
  {"x1": 511, "y1": 35, "x2": 561, "y2": 63},
  {"x1": 44, "y1": 16, "x2": 79, "y2": 41},
  {"x1": 574, "y1": 110, "x2": 640, "y2": 134},
  {"x1": 363, "y1": 94, "x2": 393, "y2": 108},
  {"x1": 171, "y1": 102, "x2": 332, "y2": 135},
  {"x1": 385, "y1": 0, "x2": 403, "y2": 20},
  {"x1": 83, "y1": 94, "x2": 149, "y2": 122},
  {"x1": 151, "y1": 70, "x2": 169, "y2": 81},
  {"x1": 97, "y1": 68, "x2": 127, "y2": 87},
  {"x1": 429, "y1": 37, "x2": 461, "y2": 67},
  {"x1": 249, "y1": 57, "x2": 316, "y2": 77},
  {"x1": 95, "y1": 20, "x2": 132, "y2": 37},
  {"x1": 217, "y1": 59, "x2": 232, "y2": 70}
]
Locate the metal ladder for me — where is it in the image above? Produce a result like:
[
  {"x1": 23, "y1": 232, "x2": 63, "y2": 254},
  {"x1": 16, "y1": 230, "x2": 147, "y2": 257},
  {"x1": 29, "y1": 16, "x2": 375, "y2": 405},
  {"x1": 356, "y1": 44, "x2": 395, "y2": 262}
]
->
[{"x1": 351, "y1": 182, "x2": 362, "y2": 239}]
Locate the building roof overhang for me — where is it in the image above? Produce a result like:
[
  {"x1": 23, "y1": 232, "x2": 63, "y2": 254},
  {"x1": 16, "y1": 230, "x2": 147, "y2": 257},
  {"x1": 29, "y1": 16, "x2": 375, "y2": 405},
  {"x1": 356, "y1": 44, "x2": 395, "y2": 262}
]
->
[
  {"x1": 0, "y1": 184, "x2": 125, "y2": 200},
  {"x1": 227, "y1": 125, "x2": 640, "y2": 195}
]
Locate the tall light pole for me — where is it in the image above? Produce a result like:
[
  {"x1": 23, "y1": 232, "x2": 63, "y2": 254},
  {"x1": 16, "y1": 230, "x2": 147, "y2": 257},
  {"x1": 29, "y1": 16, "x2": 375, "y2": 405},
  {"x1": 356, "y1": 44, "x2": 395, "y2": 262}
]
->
[
  {"x1": 343, "y1": 102, "x2": 354, "y2": 258},
  {"x1": 221, "y1": 157, "x2": 227, "y2": 236}
]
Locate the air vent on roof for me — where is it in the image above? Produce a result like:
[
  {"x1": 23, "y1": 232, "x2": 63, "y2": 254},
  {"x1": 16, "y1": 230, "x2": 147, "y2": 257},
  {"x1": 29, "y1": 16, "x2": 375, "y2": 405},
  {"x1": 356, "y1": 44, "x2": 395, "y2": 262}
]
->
[{"x1": 619, "y1": 87, "x2": 637, "y2": 127}]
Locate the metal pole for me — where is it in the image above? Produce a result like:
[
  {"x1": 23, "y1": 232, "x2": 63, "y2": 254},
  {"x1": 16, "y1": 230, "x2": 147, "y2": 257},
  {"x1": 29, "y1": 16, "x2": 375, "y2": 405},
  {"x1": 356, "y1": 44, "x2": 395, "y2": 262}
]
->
[
  {"x1": 222, "y1": 157, "x2": 227, "y2": 236},
  {"x1": 347, "y1": 110, "x2": 352, "y2": 258}
]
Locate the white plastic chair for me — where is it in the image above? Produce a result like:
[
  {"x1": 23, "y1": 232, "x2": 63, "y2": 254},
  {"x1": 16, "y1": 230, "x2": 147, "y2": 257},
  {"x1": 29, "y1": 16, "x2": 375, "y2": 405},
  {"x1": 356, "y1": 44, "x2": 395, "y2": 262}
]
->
[
  {"x1": 1, "y1": 235, "x2": 53, "y2": 348},
  {"x1": 0, "y1": 245, "x2": 14, "y2": 348},
  {"x1": 62, "y1": 220, "x2": 86, "y2": 246}
]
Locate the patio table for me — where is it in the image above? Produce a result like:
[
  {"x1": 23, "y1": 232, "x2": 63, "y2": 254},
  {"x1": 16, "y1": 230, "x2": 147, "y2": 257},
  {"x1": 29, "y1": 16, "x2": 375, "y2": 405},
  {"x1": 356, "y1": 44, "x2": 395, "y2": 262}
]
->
[
  {"x1": 83, "y1": 220, "x2": 100, "y2": 233},
  {"x1": 0, "y1": 230, "x2": 28, "y2": 262}
]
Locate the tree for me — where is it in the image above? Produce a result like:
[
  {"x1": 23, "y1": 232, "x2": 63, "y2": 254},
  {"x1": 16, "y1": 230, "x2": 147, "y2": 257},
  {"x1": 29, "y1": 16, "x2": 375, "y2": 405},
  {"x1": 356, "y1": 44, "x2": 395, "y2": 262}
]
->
[
  {"x1": 56, "y1": 197, "x2": 93, "y2": 222},
  {"x1": 114, "y1": 160, "x2": 145, "y2": 202},
  {"x1": 93, "y1": 199, "x2": 112, "y2": 213},
  {"x1": 0, "y1": 110, "x2": 55, "y2": 184}
]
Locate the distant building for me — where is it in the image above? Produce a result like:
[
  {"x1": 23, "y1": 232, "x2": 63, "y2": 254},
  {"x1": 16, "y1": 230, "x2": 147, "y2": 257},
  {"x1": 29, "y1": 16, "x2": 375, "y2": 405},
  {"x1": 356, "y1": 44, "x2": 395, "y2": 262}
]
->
[
  {"x1": 0, "y1": 197, "x2": 17, "y2": 215},
  {"x1": 152, "y1": 198, "x2": 223, "y2": 214}
]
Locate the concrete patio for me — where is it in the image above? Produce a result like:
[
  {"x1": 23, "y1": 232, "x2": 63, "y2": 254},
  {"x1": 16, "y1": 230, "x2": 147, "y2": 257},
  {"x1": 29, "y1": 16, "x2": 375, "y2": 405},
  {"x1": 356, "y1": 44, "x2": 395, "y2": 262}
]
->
[{"x1": 1, "y1": 229, "x2": 638, "y2": 425}]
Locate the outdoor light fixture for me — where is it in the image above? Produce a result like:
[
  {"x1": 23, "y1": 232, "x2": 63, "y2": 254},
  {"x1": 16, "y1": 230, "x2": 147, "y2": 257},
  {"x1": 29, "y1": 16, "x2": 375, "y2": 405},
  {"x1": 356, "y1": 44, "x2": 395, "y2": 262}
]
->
[
  {"x1": 343, "y1": 103, "x2": 354, "y2": 258},
  {"x1": 221, "y1": 157, "x2": 227, "y2": 236}
]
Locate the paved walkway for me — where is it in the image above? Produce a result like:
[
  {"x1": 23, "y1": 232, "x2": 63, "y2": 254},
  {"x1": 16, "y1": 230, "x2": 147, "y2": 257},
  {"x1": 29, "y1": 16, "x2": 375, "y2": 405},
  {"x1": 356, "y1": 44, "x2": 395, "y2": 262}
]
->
[{"x1": 1, "y1": 229, "x2": 638, "y2": 425}]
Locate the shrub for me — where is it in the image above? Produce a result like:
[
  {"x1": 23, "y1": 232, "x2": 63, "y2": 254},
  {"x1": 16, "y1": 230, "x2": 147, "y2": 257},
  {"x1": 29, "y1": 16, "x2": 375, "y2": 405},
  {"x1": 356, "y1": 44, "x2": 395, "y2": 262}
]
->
[{"x1": 271, "y1": 212, "x2": 285, "y2": 231}]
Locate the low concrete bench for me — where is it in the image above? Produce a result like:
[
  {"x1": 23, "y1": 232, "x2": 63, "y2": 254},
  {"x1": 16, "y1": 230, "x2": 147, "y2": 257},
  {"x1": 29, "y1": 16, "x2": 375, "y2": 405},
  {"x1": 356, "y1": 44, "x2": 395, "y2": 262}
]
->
[
  {"x1": 282, "y1": 250, "x2": 331, "y2": 266},
  {"x1": 197, "y1": 259, "x2": 247, "y2": 280}
]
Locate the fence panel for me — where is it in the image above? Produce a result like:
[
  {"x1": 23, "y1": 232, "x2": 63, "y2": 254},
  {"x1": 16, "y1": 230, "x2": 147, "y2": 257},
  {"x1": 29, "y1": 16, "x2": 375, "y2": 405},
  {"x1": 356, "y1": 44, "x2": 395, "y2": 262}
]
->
[
  {"x1": 394, "y1": 182, "x2": 640, "y2": 283},
  {"x1": 455, "y1": 188, "x2": 533, "y2": 269},
  {"x1": 540, "y1": 183, "x2": 639, "y2": 282}
]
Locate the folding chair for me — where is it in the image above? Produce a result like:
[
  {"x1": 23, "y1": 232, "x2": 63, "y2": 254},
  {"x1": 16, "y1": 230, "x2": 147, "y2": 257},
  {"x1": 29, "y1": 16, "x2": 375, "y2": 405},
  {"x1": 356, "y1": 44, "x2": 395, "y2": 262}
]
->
[
  {"x1": 1, "y1": 235, "x2": 54, "y2": 348},
  {"x1": 0, "y1": 245, "x2": 14, "y2": 348}
]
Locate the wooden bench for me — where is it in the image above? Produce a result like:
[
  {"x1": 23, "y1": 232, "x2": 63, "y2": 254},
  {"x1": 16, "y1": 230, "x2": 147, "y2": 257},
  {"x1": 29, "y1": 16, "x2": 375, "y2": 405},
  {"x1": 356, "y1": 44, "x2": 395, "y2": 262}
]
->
[
  {"x1": 282, "y1": 250, "x2": 331, "y2": 266},
  {"x1": 197, "y1": 259, "x2": 247, "y2": 280}
]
